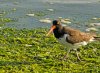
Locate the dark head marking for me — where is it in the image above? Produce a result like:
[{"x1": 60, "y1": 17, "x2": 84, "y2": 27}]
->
[{"x1": 53, "y1": 20, "x2": 61, "y2": 25}]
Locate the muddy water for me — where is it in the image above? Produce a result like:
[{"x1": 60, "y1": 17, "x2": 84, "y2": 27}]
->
[{"x1": 0, "y1": 0, "x2": 100, "y2": 32}]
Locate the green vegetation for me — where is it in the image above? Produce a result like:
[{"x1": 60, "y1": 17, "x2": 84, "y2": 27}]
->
[
  {"x1": 0, "y1": 11, "x2": 13, "y2": 27},
  {"x1": 0, "y1": 17, "x2": 16, "y2": 27},
  {"x1": 0, "y1": 28, "x2": 100, "y2": 73},
  {"x1": 35, "y1": 11, "x2": 47, "y2": 17}
]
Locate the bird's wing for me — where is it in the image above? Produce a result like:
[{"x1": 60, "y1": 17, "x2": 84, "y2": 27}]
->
[{"x1": 63, "y1": 27, "x2": 94, "y2": 44}]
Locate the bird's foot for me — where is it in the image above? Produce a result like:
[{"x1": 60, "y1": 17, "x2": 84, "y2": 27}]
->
[
  {"x1": 76, "y1": 52, "x2": 81, "y2": 61},
  {"x1": 62, "y1": 53, "x2": 69, "y2": 61},
  {"x1": 61, "y1": 49, "x2": 71, "y2": 61}
]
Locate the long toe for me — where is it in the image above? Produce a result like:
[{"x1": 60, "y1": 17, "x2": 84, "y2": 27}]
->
[
  {"x1": 62, "y1": 49, "x2": 71, "y2": 60},
  {"x1": 76, "y1": 52, "x2": 81, "y2": 61},
  {"x1": 62, "y1": 53, "x2": 69, "y2": 60}
]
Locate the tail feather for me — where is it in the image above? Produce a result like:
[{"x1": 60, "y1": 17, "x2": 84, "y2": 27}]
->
[{"x1": 94, "y1": 37, "x2": 100, "y2": 41}]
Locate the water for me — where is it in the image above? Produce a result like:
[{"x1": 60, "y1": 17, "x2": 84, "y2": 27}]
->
[{"x1": 0, "y1": 0, "x2": 100, "y2": 31}]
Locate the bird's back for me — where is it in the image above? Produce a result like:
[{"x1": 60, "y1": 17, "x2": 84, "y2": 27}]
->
[{"x1": 63, "y1": 26, "x2": 96, "y2": 44}]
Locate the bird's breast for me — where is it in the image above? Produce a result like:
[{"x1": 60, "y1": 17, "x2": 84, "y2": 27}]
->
[{"x1": 57, "y1": 34, "x2": 73, "y2": 47}]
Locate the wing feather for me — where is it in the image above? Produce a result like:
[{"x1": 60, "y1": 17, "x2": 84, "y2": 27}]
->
[{"x1": 63, "y1": 27, "x2": 94, "y2": 44}]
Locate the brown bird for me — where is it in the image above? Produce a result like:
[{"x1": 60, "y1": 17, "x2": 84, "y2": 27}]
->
[{"x1": 47, "y1": 20, "x2": 100, "y2": 61}]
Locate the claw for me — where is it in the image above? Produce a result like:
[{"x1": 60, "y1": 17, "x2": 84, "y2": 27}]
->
[
  {"x1": 61, "y1": 48, "x2": 81, "y2": 61},
  {"x1": 76, "y1": 51, "x2": 81, "y2": 61},
  {"x1": 62, "y1": 49, "x2": 71, "y2": 60}
]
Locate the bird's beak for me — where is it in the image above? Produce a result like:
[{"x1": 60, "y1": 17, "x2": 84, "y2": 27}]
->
[{"x1": 46, "y1": 25, "x2": 56, "y2": 36}]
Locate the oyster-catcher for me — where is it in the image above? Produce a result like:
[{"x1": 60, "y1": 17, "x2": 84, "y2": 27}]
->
[{"x1": 47, "y1": 20, "x2": 100, "y2": 61}]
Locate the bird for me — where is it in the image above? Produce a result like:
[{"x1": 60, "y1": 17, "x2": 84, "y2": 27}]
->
[{"x1": 46, "y1": 20, "x2": 100, "y2": 61}]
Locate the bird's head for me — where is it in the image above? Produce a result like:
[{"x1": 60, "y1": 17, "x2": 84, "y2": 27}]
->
[
  {"x1": 46, "y1": 20, "x2": 61, "y2": 36},
  {"x1": 52, "y1": 20, "x2": 61, "y2": 26}
]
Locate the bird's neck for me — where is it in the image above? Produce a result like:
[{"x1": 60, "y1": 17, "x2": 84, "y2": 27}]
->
[{"x1": 53, "y1": 25, "x2": 64, "y2": 38}]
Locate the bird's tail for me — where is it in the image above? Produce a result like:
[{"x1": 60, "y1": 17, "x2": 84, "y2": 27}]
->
[{"x1": 94, "y1": 36, "x2": 100, "y2": 41}]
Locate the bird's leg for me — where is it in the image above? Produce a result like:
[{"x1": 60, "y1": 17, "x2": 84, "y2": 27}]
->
[
  {"x1": 62, "y1": 49, "x2": 71, "y2": 60},
  {"x1": 75, "y1": 49, "x2": 81, "y2": 61}
]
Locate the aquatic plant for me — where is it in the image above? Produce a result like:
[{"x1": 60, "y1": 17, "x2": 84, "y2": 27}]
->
[{"x1": 0, "y1": 28, "x2": 100, "y2": 73}]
